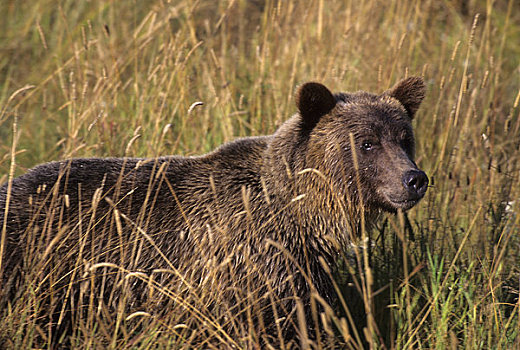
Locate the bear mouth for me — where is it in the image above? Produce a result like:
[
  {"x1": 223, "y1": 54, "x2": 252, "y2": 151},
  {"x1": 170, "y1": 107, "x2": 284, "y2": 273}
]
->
[
  {"x1": 387, "y1": 198, "x2": 421, "y2": 210},
  {"x1": 382, "y1": 192, "x2": 425, "y2": 211}
]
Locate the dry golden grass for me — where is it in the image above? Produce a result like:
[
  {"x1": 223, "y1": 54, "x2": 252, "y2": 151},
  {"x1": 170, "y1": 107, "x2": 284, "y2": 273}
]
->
[{"x1": 1, "y1": 0, "x2": 519, "y2": 348}]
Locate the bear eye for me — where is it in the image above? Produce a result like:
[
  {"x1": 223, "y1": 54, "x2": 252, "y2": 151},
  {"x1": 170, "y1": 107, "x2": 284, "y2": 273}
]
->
[
  {"x1": 361, "y1": 141, "x2": 373, "y2": 151},
  {"x1": 400, "y1": 136, "x2": 413, "y2": 151}
]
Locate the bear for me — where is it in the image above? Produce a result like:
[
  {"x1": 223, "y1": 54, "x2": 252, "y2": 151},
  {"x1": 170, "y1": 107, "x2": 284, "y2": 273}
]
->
[{"x1": 0, "y1": 77, "x2": 428, "y2": 348}]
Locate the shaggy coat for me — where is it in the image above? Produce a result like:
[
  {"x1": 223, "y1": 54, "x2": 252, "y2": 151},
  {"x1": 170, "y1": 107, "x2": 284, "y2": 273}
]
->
[{"x1": 0, "y1": 77, "x2": 428, "y2": 346}]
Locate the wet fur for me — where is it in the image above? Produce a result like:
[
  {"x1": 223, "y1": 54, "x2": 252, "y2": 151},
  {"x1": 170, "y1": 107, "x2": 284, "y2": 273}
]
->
[{"x1": 0, "y1": 77, "x2": 427, "y2": 346}]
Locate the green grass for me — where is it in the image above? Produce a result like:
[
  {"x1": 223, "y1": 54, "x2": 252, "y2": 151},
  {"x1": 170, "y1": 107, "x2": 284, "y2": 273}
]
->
[{"x1": 1, "y1": 0, "x2": 519, "y2": 348}]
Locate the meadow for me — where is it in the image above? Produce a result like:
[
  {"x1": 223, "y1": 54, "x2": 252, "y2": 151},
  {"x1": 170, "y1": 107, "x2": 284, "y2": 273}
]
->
[{"x1": 0, "y1": 0, "x2": 519, "y2": 348}]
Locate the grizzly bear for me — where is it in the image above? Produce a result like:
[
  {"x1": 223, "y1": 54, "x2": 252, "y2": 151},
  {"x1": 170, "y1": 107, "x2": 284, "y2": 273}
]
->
[{"x1": 0, "y1": 77, "x2": 428, "y2": 347}]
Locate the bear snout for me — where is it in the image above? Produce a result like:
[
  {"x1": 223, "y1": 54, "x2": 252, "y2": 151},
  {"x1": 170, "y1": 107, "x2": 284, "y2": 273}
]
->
[{"x1": 402, "y1": 169, "x2": 428, "y2": 198}]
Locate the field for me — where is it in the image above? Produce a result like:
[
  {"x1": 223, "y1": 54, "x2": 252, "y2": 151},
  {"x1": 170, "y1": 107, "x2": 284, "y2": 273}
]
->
[{"x1": 1, "y1": 0, "x2": 519, "y2": 348}]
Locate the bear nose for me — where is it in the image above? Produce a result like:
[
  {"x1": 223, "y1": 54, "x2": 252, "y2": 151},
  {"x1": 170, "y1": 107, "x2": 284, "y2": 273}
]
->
[{"x1": 403, "y1": 170, "x2": 428, "y2": 197}]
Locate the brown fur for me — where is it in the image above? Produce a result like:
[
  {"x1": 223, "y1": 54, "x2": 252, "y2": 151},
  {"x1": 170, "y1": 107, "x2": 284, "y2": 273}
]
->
[{"x1": 0, "y1": 77, "x2": 428, "y2": 347}]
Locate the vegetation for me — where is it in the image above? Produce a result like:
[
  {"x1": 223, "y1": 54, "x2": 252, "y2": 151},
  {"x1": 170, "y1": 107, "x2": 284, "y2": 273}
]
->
[{"x1": 1, "y1": 0, "x2": 519, "y2": 348}]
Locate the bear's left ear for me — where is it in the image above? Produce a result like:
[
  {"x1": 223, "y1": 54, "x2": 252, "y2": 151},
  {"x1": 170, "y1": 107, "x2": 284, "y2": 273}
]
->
[
  {"x1": 385, "y1": 76, "x2": 425, "y2": 119},
  {"x1": 295, "y1": 82, "x2": 336, "y2": 131}
]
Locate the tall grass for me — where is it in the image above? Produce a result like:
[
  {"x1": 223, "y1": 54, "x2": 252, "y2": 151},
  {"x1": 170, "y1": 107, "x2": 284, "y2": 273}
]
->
[{"x1": 0, "y1": 0, "x2": 519, "y2": 348}]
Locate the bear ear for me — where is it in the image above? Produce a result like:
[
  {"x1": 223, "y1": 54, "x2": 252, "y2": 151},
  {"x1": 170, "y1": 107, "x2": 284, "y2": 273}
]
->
[
  {"x1": 295, "y1": 82, "x2": 336, "y2": 131},
  {"x1": 385, "y1": 76, "x2": 425, "y2": 119}
]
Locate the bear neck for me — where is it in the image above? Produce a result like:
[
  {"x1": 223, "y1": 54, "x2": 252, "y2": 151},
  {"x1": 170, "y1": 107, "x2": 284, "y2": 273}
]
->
[{"x1": 260, "y1": 115, "x2": 363, "y2": 265}]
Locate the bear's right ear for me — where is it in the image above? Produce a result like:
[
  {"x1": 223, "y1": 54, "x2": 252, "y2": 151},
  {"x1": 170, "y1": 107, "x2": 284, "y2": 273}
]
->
[{"x1": 295, "y1": 82, "x2": 336, "y2": 131}]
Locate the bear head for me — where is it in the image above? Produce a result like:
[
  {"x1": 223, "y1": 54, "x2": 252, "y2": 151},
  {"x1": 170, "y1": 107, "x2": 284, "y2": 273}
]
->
[{"x1": 295, "y1": 77, "x2": 429, "y2": 213}]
